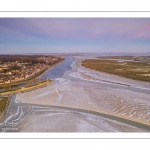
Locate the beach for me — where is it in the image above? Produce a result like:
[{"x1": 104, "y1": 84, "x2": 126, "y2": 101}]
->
[{"x1": 1, "y1": 56, "x2": 150, "y2": 132}]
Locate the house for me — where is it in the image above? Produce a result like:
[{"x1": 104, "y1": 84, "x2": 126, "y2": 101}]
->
[{"x1": 15, "y1": 77, "x2": 19, "y2": 81}]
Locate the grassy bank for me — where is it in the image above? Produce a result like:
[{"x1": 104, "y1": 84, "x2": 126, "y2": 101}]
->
[
  {"x1": 0, "y1": 80, "x2": 52, "y2": 122},
  {"x1": 0, "y1": 80, "x2": 52, "y2": 96},
  {"x1": 0, "y1": 97, "x2": 10, "y2": 122},
  {"x1": 0, "y1": 59, "x2": 64, "y2": 123},
  {"x1": 82, "y1": 59, "x2": 150, "y2": 82}
]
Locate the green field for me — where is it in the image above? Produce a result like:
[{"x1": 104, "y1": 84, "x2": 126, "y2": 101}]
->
[{"x1": 82, "y1": 59, "x2": 150, "y2": 82}]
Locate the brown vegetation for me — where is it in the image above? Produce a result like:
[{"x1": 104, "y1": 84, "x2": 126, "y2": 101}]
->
[
  {"x1": 0, "y1": 97, "x2": 10, "y2": 122},
  {"x1": 82, "y1": 59, "x2": 150, "y2": 82},
  {"x1": 0, "y1": 79, "x2": 52, "y2": 96}
]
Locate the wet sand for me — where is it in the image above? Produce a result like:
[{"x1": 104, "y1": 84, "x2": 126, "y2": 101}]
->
[
  {"x1": 14, "y1": 56, "x2": 150, "y2": 132},
  {"x1": 15, "y1": 106, "x2": 145, "y2": 132},
  {"x1": 0, "y1": 57, "x2": 150, "y2": 132}
]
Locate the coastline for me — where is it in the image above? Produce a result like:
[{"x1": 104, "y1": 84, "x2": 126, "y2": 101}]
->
[
  {"x1": 81, "y1": 59, "x2": 150, "y2": 83},
  {"x1": 13, "y1": 101, "x2": 150, "y2": 131},
  {"x1": 0, "y1": 80, "x2": 52, "y2": 96},
  {"x1": 2, "y1": 56, "x2": 150, "y2": 132},
  {"x1": 0, "y1": 58, "x2": 65, "y2": 88},
  {"x1": 0, "y1": 59, "x2": 65, "y2": 123},
  {"x1": 77, "y1": 58, "x2": 150, "y2": 88},
  {"x1": 14, "y1": 56, "x2": 150, "y2": 131},
  {"x1": 15, "y1": 78, "x2": 150, "y2": 131},
  {"x1": 37, "y1": 59, "x2": 65, "y2": 78}
]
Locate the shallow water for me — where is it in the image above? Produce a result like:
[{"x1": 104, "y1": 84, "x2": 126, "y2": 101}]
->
[
  {"x1": 0, "y1": 97, "x2": 146, "y2": 132},
  {"x1": 1, "y1": 56, "x2": 150, "y2": 132},
  {"x1": 39, "y1": 56, "x2": 75, "y2": 80}
]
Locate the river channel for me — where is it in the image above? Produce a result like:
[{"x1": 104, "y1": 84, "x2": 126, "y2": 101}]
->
[{"x1": 0, "y1": 56, "x2": 150, "y2": 132}]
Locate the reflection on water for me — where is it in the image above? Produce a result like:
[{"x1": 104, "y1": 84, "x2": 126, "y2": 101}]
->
[
  {"x1": 1, "y1": 56, "x2": 150, "y2": 132},
  {"x1": 39, "y1": 56, "x2": 75, "y2": 79},
  {"x1": 0, "y1": 57, "x2": 73, "y2": 92},
  {"x1": 0, "y1": 100, "x2": 145, "y2": 132}
]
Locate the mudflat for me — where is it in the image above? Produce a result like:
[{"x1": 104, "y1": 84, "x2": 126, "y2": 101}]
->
[
  {"x1": 14, "y1": 56, "x2": 150, "y2": 132},
  {"x1": 82, "y1": 56, "x2": 150, "y2": 82}
]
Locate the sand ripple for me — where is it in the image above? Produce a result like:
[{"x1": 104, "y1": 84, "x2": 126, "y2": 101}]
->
[{"x1": 15, "y1": 58, "x2": 150, "y2": 131}]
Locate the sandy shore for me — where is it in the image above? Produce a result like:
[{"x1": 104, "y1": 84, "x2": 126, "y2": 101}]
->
[
  {"x1": 16, "y1": 80, "x2": 150, "y2": 128},
  {"x1": 14, "y1": 105, "x2": 145, "y2": 132},
  {"x1": 16, "y1": 56, "x2": 150, "y2": 130}
]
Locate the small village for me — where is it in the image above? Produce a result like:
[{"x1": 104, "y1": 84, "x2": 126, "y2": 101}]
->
[{"x1": 0, "y1": 55, "x2": 64, "y2": 85}]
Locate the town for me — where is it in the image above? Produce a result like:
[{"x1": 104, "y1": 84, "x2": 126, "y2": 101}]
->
[{"x1": 0, "y1": 55, "x2": 64, "y2": 85}]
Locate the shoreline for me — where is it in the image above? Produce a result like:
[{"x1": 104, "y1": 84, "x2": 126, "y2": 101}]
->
[
  {"x1": 0, "y1": 58, "x2": 65, "y2": 88},
  {"x1": 14, "y1": 100, "x2": 150, "y2": 131},
  {"x1": 0, "y1": 80, "x2": 52, "y2": 96},
  {"x1": 81, "y1": 59, "x2": 150, "y2": 83},
  {"x1": 2, "y1": 56, "x2": 150, "y2": 131},
  {"x1": 79, "y1": 62, "x2": 150, "y2": 87},
  {"x1": 37, "y1": 59, "x2": 65, "y2": 79},
  {"x1": 0, "y1": 59, "x2": 65, "y2": 123}
]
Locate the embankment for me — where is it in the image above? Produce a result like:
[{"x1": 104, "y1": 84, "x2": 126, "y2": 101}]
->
[
  {"x1": 0, "y1": 80, "x2": 52, "y2": 96},
  {"x1": 0, "y1": 97, "x2": 10, "y2": 123}
]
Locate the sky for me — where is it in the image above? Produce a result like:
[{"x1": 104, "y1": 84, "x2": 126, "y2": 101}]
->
[{"x1": 0, "y1": 18, "x2": 150, "y2": 54}]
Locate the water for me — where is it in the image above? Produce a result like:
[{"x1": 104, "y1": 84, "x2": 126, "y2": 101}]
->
[
  {"x1": 39, "y1": 56, "x2": 75, "y2": 79},
  {"x1": 0, "y1": 56, "x2": 150, "y2": 132},
  {"x1": 0, "y1": 95, "x2": 146, "y2": 132},
  {"x1": 0, "y1": 57, "x2": 74, "y2": 92},
  {"x1": 0, "y1": 56, "x2": 79, "y2": 132}
]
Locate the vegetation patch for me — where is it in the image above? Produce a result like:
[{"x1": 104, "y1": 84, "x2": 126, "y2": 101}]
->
[
  {"x1": 0, "y1": 97, "x2": 10, "y2": 122},
  {"x1": 0, "y1": 97, "x2": 7, "y2": 112},
  {"x1": 0, "y1": 80, "x2": 52, "y2": 96},
  {"x1": 82, "y1": 59, "x2": 150, "y2": 82}
]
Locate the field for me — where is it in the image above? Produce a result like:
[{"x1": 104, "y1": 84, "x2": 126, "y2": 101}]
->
[{"x1": 82, "y1": 57, "x2": 150, "y2": 82}]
